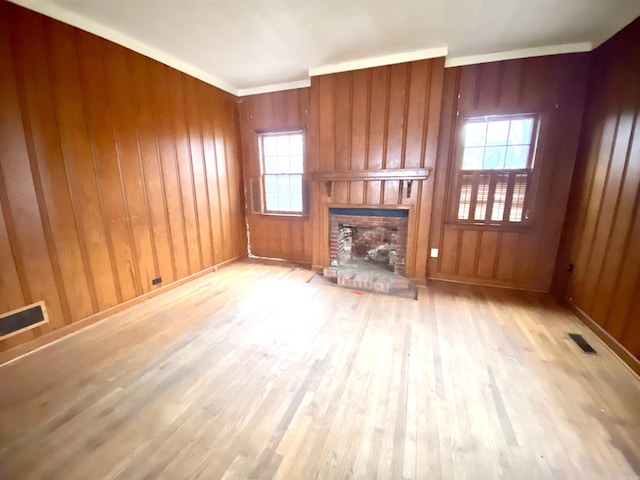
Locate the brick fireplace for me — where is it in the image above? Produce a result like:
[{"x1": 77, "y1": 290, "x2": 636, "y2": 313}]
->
[{"x1": 328, "y1": 208, "x2": 409, "y2": 275}]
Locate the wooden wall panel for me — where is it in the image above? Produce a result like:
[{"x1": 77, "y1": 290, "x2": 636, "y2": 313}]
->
[
  {"x1": 238, "y1": 88, "x2": 313, "y2": 264},
  {"x1": 429, "y1": 54, "x2": 591, "y2": 291},
  {"x1": 553, "y1": 17, "x2": 640, "y2": 362},
  {"x1": 309, "y1": 59, "x2": 445, "y2": 280},
  {"x1": 0, "y1": 1, "x2": 246, "y2": 357}
]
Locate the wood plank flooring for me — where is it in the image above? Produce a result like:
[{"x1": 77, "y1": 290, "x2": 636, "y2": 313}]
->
[{"x1": 1, "y1": 259, "x2": 639, "y2": 479}]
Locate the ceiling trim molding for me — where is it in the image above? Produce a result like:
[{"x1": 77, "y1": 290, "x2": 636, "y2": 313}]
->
[
  {"x1": 9, "y1": 0, "x2": 238, "y2": 95},
  {"x1": 237, "y1": 79, "x2": 311, "y2": 97},
  {"x1": 309, "y1": 47, "x2": 448, "y2": 77},
  {"x1": 445, "y1": 42, "x2": 593, "y2": 67}
]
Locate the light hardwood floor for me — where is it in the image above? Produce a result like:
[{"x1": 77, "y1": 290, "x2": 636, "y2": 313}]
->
[{"x1": 1, "y1": 259, "x2": 639, "y2": 479}]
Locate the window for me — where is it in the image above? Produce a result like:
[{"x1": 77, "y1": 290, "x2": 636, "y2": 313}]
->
[
  {"x1": 259, "y1": 131, "x2": 304, "y2": 214},
  {"x1": 453, "y1": 115, "x2": 538, "y2": 225}
]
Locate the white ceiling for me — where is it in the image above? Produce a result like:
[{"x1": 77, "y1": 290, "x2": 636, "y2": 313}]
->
[{"x1": 12, "y1": 0, "x2": 640, "y2": 95}]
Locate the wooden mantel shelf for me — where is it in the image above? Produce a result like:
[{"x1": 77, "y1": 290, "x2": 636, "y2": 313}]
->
[{"x1": 310, "y1": 168, "x2": 431, "y2": 182}]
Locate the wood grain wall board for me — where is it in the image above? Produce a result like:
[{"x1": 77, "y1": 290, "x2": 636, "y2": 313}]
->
[
  {"x1": 45, "y1": 21, "x2": 107, "y2": 313},
  {"x1": 350, "y1": 70, "x2": 369, "y2": 172},
  {"x1": 0, "y1": 14, "x2": 66, "y2": 327},
  {"x1": 163, "y1": 70, "x2": 202, "y2": 275},
  {"x1": 9, "y1": 12, "x2": 94, "y2": 322},
  {"x1": 553, "y1": 17, "x2": 640, "y2": 361},
  {"x1": 498, "y1": 60, "x2": 525, "y2": 108},
  {"x1": 458, "y1": 230, "x2": 481, "y2": 277},
  {"x1": 238, "y1": 88, "x2": 313, "y2": 264},
  {"x1": 128, "y1": 51, "x2": 177, "y2": 285},
  {"x1": 429, "y1": 54, "x2": 591, "y2": 291},
  {"x1": 197, "y1": 81, "x2": 224, "y2": 265},
  {"x1": 218, "y1": 88, "x2": 240, "y2": 261},
  {"x1": 318, "y1": 77, "x2": 336, "y2": 172},
  {"x1": 386, "y1": 63, "x2": 409, "y2": 170},
  {"x1": 533, "y1": 61, "x2": 596, "y2": 289},
  {"x1": 102, "y1": 44, "x2": 158, "y2": 292},
  {"x1": 0, "y1": 0, "x2": 246, "y2": 356},
  {"x1": 576, "y1": 79, "x2": 638, "y2": 315},
  {"x1": 149, "y1": 62, "x2": 191, "y2": 281},
  {"x1": 476, "y1": 231, "x2": 500, "y2": 279},
  {"x1": 349, "y1": 181, "x2": 365, "y2": 205},
  {"x1": 334, "y1": 72, "x2": 352, "y2": 171},
  {"x1": 308, "y1": 58, "x2": 445, "y2": 278},
  {"x1": 606, "y1": 193, "x2": 640, "y2": 339},
  {"x1": 439, "y1": 229, "x2": 460, "y2": 275},
  {"x1": 589, "y1": 113, "x2": 640, "y2": 324},
  {"x1": 367, "y1": 67, "x2": 389, "y2": 171},
  {"x1": 0, "y1": 203, "x2": 24, "y2": 314},
  {"x1": 76, "y1": 33, "x2": 138, "y2": 303},
  {"x1": 404, "y1": 63, "x2": 428, "y2": 169}
]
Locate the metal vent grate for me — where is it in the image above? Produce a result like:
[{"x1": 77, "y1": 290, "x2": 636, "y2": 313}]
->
[
  {"x1": 569, "y1": 333, "x2": 597, "y2": 355},
  {"x1": 0, "y1": 302, "x2": 48, "y2": 340}
]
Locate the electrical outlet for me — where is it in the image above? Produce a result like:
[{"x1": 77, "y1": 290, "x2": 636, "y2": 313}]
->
[
  {"x1": 152, "y1": 277, "x2": 162, "y2": 285},
  {"x1": 430, "y1": 248, "x2": 439, "y2": 258}
]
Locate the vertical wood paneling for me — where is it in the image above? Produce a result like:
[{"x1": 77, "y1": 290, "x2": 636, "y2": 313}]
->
[
  {"x1": 0, "y1": 205, "x2": 24, "y2": 313},
  {"x1": 429, "y1": 54, "x2": 590, "y2": 290},
  {"x1": 10, "y1": 12, "x2": 92, "y2": 321},
  {"x1": 477, "y1": 231, "x2": 499, "y2": 278},
  {"x1": 458, "y1": 231, "x2": 480, "y2": 277},
  {"x1": 238, "y1": 88, "x2": 312, "y2": 264},
  {"x1": 0, "y1": 1, "x2": 246, "y2": 356},
  {"x1": 196, "y1": 81, "x2": 221, "y2": 265},
  {"x1": 553, "y1": 17, "x2": 640, "y2": 362},
  {"x1": 164, "y1": 69, "x2": 201, "y2": 275},
  {"x1": 77, "y1": 34, "x2": 135, "y2": 303},
  {"x1": 350, "y1": 70, "x2": 369, "y2": 171},
  {"x1": 386, "y1": 64, "x2": 408, "y2": 169},
  {"x1": 404, "y1": 61, "x2": 429, "y2": 169},
  {"x1": 0, "y1": 14, "x2": 65, "y2": 327},
  {"x1": 334, "y1": 73, "x2": 352, "y2": 171},
  {"x1": 367, "y1": 68, "x2": 388, "y2": 171},
  {"x1": 149, "y1": 63, "x2": 189, "y2": 281},
  {"x1": 309, "y1": 58, "x2": 445, "y2": 278},
  {"x1": 102, "y1": 44, "x2": 157, "y2": 292},
  {"x1": 129, "y1": 52, "x2": 176, "y2": 286}
]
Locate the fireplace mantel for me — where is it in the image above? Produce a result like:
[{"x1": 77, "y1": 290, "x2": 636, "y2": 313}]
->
[{"x1": 309, "y1": 168, "x2": 431, "y2": 182}]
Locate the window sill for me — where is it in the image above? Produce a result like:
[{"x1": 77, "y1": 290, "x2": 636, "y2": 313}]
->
[{"x1": 254, "y1": 211, "x2": 309, "y2": 219}]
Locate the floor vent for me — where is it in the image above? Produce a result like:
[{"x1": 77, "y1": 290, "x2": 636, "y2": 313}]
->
[
  {"x1": 568, "y1": 333, "x2": 597, "y2": 354},
  {"x1": 0, "y1": 301, "x2": 48, "y2": 340}
]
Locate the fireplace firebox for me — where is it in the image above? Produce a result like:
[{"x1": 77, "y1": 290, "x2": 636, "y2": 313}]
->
[{"x1": 329, "y1": 208, "x2": 408, "y2": 276}]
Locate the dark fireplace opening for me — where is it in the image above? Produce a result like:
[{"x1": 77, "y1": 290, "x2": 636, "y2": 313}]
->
[
  {"x1": 338, "y1": 224, "x2": 398, "y2": 272},
  {"x1": 325, "y1": 208, "x2": 411, "y2": 295}
]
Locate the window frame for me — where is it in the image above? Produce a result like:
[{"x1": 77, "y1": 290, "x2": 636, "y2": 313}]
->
[
  {"x1": 257, "y1": 129, "x2": 306, "y2": 217},
  {"x1": 448, "y1": 112, "x2": 542, "y2": 228}
]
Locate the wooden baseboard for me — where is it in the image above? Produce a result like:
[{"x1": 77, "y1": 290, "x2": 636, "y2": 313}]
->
[
  {"x1": 0, "y1": 255, "x2": 246, "y2": 367},
  {"x1": 563, "y1": 300, "x2": 640, "y2": 378},
  {"x1": 426, "y1": 274, "x2": 547, "y2": 293},
  {"x1": 247, "y1": 256, "x2": 312, "y2": 270}
]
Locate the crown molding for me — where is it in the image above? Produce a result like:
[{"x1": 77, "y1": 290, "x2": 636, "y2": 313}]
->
[
  {"x1": 237, "y1": 79, "x2": 311, "y2": 97},
  {"x1": 445, "y1": 42, "x2": 592, "y2": 67},
  {"x1": 309, "y1": 47, "x2": 448, "y2": 77}
]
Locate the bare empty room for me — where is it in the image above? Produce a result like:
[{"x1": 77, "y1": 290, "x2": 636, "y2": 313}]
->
[{"x1": 1, "y1": 0, "x2": 640, "y2": 478}]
